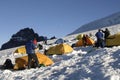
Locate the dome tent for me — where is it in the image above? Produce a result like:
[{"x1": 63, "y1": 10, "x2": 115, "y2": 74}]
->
[
  {"x1": 46, "y1": 43, "x2": 73, "y2": 55},
  {"x1": 13, "y1": 46, "x2": 54, "y2": 70},
  {"x1": 14, "y1": 46, "x2": 26, "y2": 54},
  {"x1": 75, "y1": 36, "x2": 95, "y2": 47},
  {"x1": 14, "y1": 52, "x2": 54, "y2": 70},
  {"x1": 55, "y1": 38, "x2": 65, "y2": 44}
]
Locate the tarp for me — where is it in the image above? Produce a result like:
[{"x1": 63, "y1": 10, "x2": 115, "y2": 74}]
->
[
  {"x1": 75, "y1": 37, "x2": 95, "y2": 47},
  {"x1": 106, "y1": 32, "x2": 120, "y2": 46},
  {"x1": 46, "y1": 43, "x2": 73, "y2": 55},
  {"x1": 14, "y1": 52, "x2": 54, "y2": 70}
]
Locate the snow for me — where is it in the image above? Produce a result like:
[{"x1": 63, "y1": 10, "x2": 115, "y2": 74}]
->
[{"x1": 0, "y1": 35, "x2": 120, "y2": 80}]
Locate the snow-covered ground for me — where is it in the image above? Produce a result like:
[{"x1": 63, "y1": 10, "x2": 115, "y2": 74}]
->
[{"x1": 0, "y1": 35, "x2": 120, "y2": 80}]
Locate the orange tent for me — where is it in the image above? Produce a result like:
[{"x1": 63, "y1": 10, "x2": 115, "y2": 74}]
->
[{"x1": 75, "y1": 36, "x2": 95, "y2": 47}]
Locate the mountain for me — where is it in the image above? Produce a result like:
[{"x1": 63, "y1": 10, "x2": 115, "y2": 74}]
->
[
  {"x1": 0, "y1": 28, "x2": 46, "y2": 50},
  {"x1": 69, "y1": 12, "x2": 120, "y2": 35},
  {"x1": 0, "y1": 28, "x2": 38, "y2": 50},
  {"x1": 0, "y1": 27, "x2": 56, "y2": 50}
]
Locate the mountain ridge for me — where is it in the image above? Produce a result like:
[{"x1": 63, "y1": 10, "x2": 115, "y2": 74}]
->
[{"x1": 69, "y1": 11, "x2": 120, "y2": 35}]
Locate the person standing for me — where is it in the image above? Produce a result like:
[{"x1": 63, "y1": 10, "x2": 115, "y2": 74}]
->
[
  {"x1": 44, "y1": 36, "x2": 47, "y2": 45},
  {"x1": 95, "y1": 29, "x2": 104, "y2": 48},
  {"x1": 82, "y1": 34, "x2": 87, "y2": 47},
  {"x1": 25, "y1": 39, "x2": 39, "y2": 69},
  {"x1": 102, "y1": 28, "x2": 110, "y2": 46},
  {"x1": 102, "y1": 28, "x2": 110, "y2": 39}
]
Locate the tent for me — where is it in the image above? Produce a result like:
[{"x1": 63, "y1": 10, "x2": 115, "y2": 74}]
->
[
  {"x1": 14, "y1": 46, "x2": 26, "y2": 54},
  {"x1": 46, "y1": 43, "x2": 73, "y2": 55},
  {"x1": 75, "y1": 36, "x2": 95, "y2": 47},
  {"x1": 55, "y1": 38, "x2": 64, "y2": 44},
  {"x1": 14, "y1": 46, "x2": 39, "y2": 54},
  {"x1": 13, "y1": 46, "x2": 27, "y2": 58},
  {"x1": 76, "y1": 34, "x2": 83, "y2": 40},
  {"x1": 13, "y1": 46, "x2": 40, "y2": 57},
  {"x1": 106, "y1": 32, "x2": 120, "y2": 46},
  {"x1": 13, "y1": 46, "x2": 54, "y2": 70},
  {"x1": 14, "y1": 52, "x2": 54, "y2": 70}
]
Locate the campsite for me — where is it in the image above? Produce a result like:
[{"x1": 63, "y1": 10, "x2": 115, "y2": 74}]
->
[
  {"x1": 0, "y1": 1, "x2": 120, "y2": 80},
  {"x1": 0, "y1": 28, "x2": 120, "y2": 80}
]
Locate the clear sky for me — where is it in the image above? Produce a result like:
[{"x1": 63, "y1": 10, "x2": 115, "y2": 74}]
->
[{"x1": 0, "y1": 0, "x2": 120, "y2": 47}]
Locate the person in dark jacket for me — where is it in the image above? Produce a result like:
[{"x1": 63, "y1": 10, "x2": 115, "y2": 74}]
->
[
  {"x1": 102, "y1": 28, "x2": 110, "y2": 39},
  {"x1": 82, "y1": 34, "x2": 88, "y2": 47},
  {"x1": 95, "y1": 29, "x2": 104, "y2": 48},
  {"x1": 25, "y1": 40, "x2": 39, "y2": 69},
  {"x1": 44, "y1": 36, "x2": 47, "y2": 45}
]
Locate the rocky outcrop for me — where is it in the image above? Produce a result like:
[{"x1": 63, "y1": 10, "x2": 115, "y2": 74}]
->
[{"x1": 1, "y1": 28, "x2": 43, "y2": 50}]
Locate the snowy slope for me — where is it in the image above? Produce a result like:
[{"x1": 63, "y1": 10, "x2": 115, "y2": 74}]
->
[
  {"x1": 65, "y1": 24, "x2": 120, "y2": 42},
  {"x1": 0, "y1": 35, "x2": 120, "y2": 80},
  {"x1": 70, "y1": 12, "x2": 120, "y2": 35}
]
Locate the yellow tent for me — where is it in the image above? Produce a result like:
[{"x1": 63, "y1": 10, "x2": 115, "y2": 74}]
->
[
  {"x1": 75, "y1": 37, "x2": 95, "y2": 47},
  {"x1": 13, "y1": 46, "x2": 54, "y2": 70},
  {"x1": 13, "y1": 46, "x2": 39, "y2": 57},
  {"x1": 106, "y1": 32, "x2": 120, "y2": 46},
  {"x1": 46, "y1": 43, "x2": 73, "y2": 55},
  {"x1": 14, "y1": 46, "x2": 26, "y2": 54},
  {"x1": 14, "y1": 52, "x2": 54, "y2": 70}
]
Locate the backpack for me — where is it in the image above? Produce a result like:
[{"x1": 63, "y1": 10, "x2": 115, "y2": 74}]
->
[{"x1": 3, "y1": 59, "x2": 13, "y2": 69}]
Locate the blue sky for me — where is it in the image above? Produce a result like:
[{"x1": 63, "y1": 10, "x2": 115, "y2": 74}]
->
[{"x1": 0, "y1": 0, "x2": 120, "y2": 47}]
